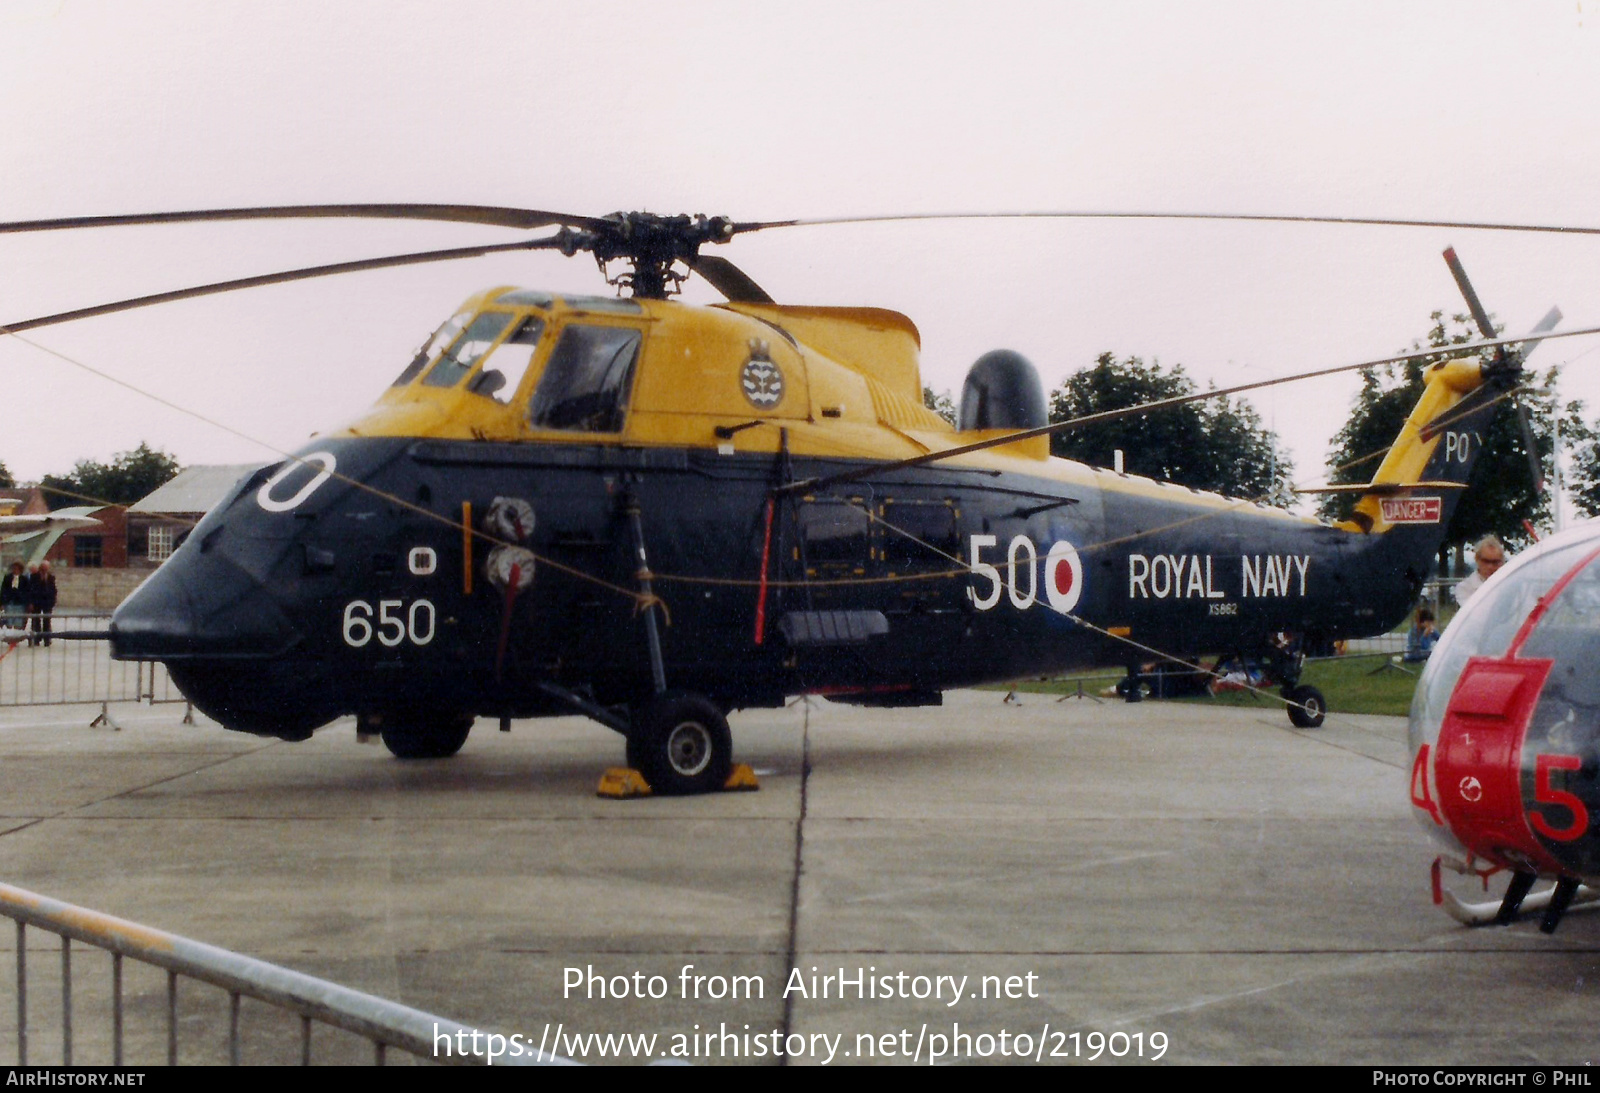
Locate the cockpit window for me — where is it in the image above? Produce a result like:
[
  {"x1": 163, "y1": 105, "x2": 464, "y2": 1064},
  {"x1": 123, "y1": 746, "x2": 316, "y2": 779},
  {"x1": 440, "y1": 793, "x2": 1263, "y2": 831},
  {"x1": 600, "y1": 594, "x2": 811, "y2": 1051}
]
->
[
  {"x1": 1410, "y1": 536, "x2": 1600, "y2": 753},
  {"x1": 1514, "y1": 551, "x2": 1600, "y2": 657},
  {"x1": 528, "y1": 324, "x2": 642, "y2": 433},
  {"x1": 392, "y1": 311, "x2": 471, "y2": 387},
  {"x1": 423, "y1": 312, "x2": 514, "y2": 389},
  {"x1": 561, "y1": 295, "x2": 642, "y2": 314},
  {"x1": 464, "y1": 317, "x2": 544, "y2": 404},
  {"x1": 496, "y1": 289, "x2": 554, "y2": 307}
]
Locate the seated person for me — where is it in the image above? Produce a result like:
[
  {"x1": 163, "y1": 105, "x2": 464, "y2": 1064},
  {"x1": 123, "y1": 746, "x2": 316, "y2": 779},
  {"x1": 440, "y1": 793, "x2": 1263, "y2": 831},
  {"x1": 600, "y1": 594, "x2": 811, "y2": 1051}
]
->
[{"x1": 1403, "y1": 607, "x2": 1439, "y2": 663}]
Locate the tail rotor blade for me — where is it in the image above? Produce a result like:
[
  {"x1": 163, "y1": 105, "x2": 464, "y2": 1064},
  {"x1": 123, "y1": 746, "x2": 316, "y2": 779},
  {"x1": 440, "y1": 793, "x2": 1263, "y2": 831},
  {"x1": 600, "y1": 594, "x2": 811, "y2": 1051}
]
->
[
  {"x1": 1516, "y1": 401, "x2": 1546, "y2": 495},
  {"x1": 1443, "y1": 247, "x2": 1499, "y2": 343},
  {"x1": 1517, "y1": 305, "x2": 1564, "y2": 364}
]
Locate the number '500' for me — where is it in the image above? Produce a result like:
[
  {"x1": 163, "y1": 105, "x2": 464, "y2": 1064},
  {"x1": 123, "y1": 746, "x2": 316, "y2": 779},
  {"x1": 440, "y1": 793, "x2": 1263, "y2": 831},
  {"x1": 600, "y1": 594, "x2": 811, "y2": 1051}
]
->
[{"x1": 342, "y1": 599, "x2": 436, "y2": 647}]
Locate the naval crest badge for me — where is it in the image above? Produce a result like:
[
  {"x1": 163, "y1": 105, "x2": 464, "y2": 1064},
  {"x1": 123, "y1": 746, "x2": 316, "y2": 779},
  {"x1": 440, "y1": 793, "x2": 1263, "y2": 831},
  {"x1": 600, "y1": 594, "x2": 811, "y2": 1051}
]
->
[{"x1": 740, "y1": 339, "x2": 784, "y2": 409}]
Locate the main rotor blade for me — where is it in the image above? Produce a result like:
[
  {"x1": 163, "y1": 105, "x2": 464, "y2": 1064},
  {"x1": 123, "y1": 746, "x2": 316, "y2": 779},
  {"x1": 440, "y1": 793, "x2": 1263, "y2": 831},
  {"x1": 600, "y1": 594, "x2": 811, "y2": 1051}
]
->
[
  {"x1": 0, "y1": 204, "x2": 612, "y2": 235},
  {"x1": 686, "y1": 254, "x2": 774, "y2": 303},
  {"x1": 781, "y1": 323, "x2": 1600, "y2": 494},
  {"x1": 0, "y1": 236, "x2": 565, "y2": 334},
  {"x1": 1443, "y1": 247, "x2": 1499, "y2": 342},
  {"x1": 732, "y1": 211, "x2": 1600, "y2": 238}
]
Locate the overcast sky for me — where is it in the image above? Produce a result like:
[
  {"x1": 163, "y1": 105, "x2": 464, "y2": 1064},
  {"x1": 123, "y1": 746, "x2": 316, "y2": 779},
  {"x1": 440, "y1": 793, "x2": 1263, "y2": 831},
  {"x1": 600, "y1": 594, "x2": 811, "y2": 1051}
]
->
[{"x1": 4, "y1": 1, "x2": 1600, "y2": 510}]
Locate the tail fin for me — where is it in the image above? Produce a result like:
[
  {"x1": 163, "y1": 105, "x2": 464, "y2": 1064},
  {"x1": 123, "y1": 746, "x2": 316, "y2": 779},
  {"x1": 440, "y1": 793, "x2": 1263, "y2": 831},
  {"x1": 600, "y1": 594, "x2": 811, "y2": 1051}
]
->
[
  {"x1": 1341, "y1": 356, "x2": 1507, "y2": 535},
  {"x1": 1335, "y1": 248, "x2": 1560, "y2": 540}
]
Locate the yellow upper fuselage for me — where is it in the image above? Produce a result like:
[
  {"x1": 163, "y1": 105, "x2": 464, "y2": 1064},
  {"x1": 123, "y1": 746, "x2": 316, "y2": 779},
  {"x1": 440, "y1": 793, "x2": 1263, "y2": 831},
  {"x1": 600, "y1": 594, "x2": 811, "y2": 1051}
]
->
[{"x1": 329, "y1": 287, "x2": 1480, "y2": 533}]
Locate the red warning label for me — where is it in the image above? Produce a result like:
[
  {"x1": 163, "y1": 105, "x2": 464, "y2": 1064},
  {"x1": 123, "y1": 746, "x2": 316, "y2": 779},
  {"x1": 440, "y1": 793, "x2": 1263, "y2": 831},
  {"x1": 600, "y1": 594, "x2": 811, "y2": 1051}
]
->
[{"x1": 1381, "y1": 496, "x2": 1443, "y2": 524}]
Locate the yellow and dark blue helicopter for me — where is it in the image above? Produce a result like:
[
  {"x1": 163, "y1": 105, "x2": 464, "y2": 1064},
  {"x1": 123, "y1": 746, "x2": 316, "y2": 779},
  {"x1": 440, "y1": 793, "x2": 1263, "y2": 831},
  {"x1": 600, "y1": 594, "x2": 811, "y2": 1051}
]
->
[{"x1": 2, "y1": 205, "x2": 1594, "y2": 793}]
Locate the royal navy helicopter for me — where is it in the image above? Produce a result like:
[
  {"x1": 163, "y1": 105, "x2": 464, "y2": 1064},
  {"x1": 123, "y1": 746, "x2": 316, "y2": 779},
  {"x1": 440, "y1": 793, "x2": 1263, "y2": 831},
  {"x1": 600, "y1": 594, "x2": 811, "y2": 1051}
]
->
[{"x1": 1, "y1": 205, "x2": 1592, "y2": 794}]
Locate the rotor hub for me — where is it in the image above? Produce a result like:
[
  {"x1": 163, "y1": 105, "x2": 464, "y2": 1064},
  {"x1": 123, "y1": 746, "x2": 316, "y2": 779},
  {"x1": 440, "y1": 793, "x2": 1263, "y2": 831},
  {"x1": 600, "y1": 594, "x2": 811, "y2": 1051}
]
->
[{"x1": 564, "y1": 212, "x2": 737, "y2": 299}]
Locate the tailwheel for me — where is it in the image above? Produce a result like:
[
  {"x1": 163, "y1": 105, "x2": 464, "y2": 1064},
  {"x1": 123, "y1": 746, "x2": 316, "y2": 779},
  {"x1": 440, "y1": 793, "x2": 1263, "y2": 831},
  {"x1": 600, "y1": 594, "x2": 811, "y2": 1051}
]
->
[
  {"x1": 379, "y1": 711, "x2": 475, "y2": 759},
  {"x1": 626, "y1": 691, "x2": 732, "y2": 796},
  {"x1": 1286, "y1": 684, "x2": 1326, "y2": 729}
]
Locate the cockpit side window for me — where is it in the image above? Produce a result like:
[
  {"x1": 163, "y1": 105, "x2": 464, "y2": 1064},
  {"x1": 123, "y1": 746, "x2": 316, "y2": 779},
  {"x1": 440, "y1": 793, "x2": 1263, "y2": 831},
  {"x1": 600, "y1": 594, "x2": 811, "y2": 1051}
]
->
[
  {"x1": 528, "y1": 324, "x2": 642, "y2": 433},
  {"x1": 423, "y1": 312, "x2": 514, "y2": 389},
  {"x1": 465, "y1": 317, "x2": 544, "y2": 403},
  {"x1": 392, "y1": 311, "x2": 471, "y2": 387}
]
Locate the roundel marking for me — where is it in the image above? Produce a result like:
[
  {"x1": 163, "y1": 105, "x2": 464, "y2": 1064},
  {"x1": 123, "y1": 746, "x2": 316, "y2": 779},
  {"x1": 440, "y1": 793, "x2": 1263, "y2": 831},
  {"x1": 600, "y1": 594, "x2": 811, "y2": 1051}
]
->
[
  {"x1": 257, "y1": 451, "x2": 336, "y2": 513},
  {"x1": 741, "y1": 358, "x2": 785, "y2": 408},
  {"x1": 1044, "y1": 540, "x2": 1084, "y2": 614},
  {"x1": 1459, "y1": 776, "x2": 1483, "y2": 803}
]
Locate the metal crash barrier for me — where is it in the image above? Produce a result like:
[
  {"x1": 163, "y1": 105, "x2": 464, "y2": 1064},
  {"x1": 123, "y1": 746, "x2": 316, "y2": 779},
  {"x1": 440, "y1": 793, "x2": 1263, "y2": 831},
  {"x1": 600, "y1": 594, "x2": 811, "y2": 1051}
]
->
[
  {"x1": 1, "y1": 882, "x2": 569, "y2": 1066},
  {"x1": 0, "y1": 612, "x2": 190, "y2": 724}
]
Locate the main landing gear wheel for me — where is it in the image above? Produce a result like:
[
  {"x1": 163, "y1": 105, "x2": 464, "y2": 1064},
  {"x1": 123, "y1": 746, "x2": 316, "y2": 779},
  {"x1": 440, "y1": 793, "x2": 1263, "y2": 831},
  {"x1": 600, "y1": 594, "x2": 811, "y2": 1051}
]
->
[
  {"x1": 379, "y1": 712, "x2": 475, "y2": 759},
  {"x1": 1286, "y1": 685, "x2": 1326, "y2": 729},
  {"x1": 626, "y1": 691, "x2": 732, "y2": 796}
]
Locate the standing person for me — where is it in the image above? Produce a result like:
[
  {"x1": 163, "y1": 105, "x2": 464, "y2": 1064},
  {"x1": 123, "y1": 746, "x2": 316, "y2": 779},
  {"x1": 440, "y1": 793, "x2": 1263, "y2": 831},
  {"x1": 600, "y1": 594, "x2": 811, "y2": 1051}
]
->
[
  {"x1": 0, "y1": 562, "x2": 25, "y2": 635},
  {"x1": 26, "y1": 562, "x2": 56, "y2": 648},
  {"x1": 1452, "y1": 534, "x2": 1508, "y2": 606}
]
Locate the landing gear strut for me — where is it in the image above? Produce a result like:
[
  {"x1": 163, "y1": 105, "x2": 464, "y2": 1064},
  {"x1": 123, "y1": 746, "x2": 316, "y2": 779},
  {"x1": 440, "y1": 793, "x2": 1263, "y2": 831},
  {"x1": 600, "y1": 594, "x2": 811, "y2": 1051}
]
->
[{"x1": 1267, "y1": 637, "x2": 1325, "y2": 729}]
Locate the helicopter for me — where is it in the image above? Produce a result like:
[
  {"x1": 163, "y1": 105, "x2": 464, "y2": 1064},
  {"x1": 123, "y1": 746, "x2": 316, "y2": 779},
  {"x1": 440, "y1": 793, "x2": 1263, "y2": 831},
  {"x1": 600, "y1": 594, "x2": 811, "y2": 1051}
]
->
[
  {"x1": 0, "y1": 205, "x2": 1591, "y2": 794},
  {"x1": 1410, "y1": 517, "x2": 1600, "y2": 934}
]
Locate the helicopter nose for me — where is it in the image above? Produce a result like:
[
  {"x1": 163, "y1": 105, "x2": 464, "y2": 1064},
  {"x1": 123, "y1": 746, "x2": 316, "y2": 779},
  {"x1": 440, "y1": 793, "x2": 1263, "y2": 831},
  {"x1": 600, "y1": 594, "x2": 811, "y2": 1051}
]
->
[{"x1": 110, "y1": 548, "x2": 299, "y2": 660}]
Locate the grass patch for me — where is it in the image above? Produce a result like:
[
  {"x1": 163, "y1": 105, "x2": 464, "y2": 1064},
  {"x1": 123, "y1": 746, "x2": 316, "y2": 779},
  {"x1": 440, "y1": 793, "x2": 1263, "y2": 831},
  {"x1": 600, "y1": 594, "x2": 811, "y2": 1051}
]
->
[{"x1": 996, "y1": 654, "x2": 1421, "y2": 717}]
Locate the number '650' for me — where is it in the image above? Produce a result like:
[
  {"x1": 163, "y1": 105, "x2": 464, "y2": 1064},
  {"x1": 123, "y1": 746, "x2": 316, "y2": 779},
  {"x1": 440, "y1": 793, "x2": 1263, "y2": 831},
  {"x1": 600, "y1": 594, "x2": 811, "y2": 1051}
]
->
[{"x1": 342, "y1": 599, "x2": 436, "y2": 647}]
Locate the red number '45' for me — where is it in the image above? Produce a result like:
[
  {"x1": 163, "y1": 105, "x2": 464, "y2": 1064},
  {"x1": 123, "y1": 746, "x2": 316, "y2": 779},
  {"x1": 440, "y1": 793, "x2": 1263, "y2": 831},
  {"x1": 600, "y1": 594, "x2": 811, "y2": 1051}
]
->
[
  {"x1": 1528, "y1": 753, "x2": 1590, "y2": 842},
  {"x1": 1411, "y1": 745, "x2": 1442, "y2": 825}
]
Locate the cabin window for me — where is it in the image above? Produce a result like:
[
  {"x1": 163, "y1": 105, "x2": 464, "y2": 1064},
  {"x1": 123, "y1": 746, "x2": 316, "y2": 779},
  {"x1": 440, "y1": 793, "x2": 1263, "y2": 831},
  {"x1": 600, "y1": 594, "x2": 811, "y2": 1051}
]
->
[
  {"x1": 392, "y1": 311, "x2": 470, "y2": 386},
  {"x1": 796, "y1": 500, "x2": 871, "y2": 578},
  {"x1": 528, "y1": 324, "x2": 642, "y2": 433},
  {"x1": 465, "y1": 317, "x2": 544, "y2": 403},
  {"x1": 880, "y1": 500, "x2": 959, "y2": 572},
  {"x1": 423, "y1": 311, "x2": 514, "y2": 389}
]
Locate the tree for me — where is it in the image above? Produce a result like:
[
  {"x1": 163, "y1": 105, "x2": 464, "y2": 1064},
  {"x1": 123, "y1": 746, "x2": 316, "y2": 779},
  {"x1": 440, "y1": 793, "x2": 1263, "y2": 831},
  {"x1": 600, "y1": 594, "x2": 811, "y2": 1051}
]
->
[
  {"x1": 1047, "y1": 353, "x2": 1295, "y2": 505},
  {"x1": 0, "y1": 459, "x2": 12, "y2": 489},
  {"x1": 922, "y1": 386, "x2": 958, "y2": 426},
  {"x1": 1567, "y1": 431, "x2": 1600, "y2": 519},
  {"x1": 41, "y1": 443, "x2": 181, "y2": 509},
  {"x1": 1320, "y1": 312, "x2": 1589, "y2": 553}
]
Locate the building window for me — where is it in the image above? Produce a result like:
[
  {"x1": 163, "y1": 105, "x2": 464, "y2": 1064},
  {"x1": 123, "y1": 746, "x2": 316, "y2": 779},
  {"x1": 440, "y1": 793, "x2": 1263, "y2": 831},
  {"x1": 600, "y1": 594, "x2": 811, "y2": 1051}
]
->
[
  {"x1": 74, "y1": 536, "x2": 103, "y2": 569},
  {"x1": 148, "y1": 526, "x2": 174, "y2": 562}
]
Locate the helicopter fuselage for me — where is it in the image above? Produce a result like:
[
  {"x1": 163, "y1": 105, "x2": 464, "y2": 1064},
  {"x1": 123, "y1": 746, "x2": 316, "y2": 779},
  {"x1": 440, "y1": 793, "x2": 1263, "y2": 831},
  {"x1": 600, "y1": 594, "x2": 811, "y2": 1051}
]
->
[{"x1": 108, "y1": 287, "x2": 1491, "y2": 741}]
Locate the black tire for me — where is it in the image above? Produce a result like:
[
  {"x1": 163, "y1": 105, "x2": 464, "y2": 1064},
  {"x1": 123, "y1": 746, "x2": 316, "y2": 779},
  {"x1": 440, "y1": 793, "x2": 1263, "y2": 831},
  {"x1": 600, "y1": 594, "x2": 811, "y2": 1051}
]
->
[
  {"x1": 380, "y1": 712, "x2": 474, "y2": 759},
  {"x1": 626, "y1": 691, "x2": 732, "y2": 796},
  {"x1": 1287, "y1": 685, "x2": 1326, "y2": 729}
]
